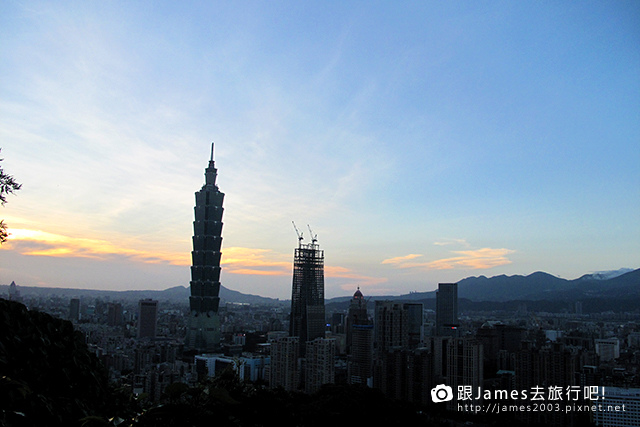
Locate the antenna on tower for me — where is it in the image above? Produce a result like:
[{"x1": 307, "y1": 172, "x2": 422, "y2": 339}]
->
[
  {"x1": 210, "y1": 142, "x2": 215, "y2": 161},
  {"x1": 292, "y1": 221, "x2": 304, "y2": 244},
  {"x1": 307, "y1": 224, "x2": 317, "y2": 244}
]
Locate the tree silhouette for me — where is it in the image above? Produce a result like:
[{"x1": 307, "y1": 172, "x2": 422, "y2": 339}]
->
[
  {"x1": 0, "y1": 148, "x2": 22, "y2": 243},
  {"x1": 0, "y1": 299, "x2": 137, "y2": 426}
]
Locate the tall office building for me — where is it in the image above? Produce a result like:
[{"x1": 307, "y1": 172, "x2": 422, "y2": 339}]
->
[
  {"x1": 305, "y1": 338, "x2": 336, "y2": 394},
  {"x1": 107, "y1": 302, "x2": 123, "y2": 326},
  {"x1": 346, "y1": 287, "x2": 369, "y2": 353},
  {"x1": 426, "y1": 336, "x2": 451, "y2": 382},
  {"x1": 186, "y1": 143, "x2": 225, "y2": 352},
  {"x1": 515, "y1": 342, "x2": 580, "y2": 426},
  {"x1": 404, "y1": 302, "x2": 424, "y2": 349},
  {"x1": 269, "y1": 336, "x2": 300, "y2": 391},
  {"x1": 348, "y1": 324, "x2": 373, "y2": 386},
  {"x1": 374, "y1": 300, "x2": 408, "y2": 354},
  {"x1": 373, "y1": 301, "x2": 409, "y2": 396},
  {"x1": 138, "y1": 299, "x2": 158, "y2": 339},
  {"x1": 593, "y1": 387, "x2": 640, "y2": 427},
  {"x1": 69, "y1": 298, "x2": 80, "y2": 321},
  {"x1": 406, "y1": 348, "x2": 436, "y2": 406},
  {"x1": 330, "y1": 312, "x2": 345, "y2": 334},
  {"x1": 436, "y1": 283, "x2": 458, "y2": 337},
  {"x1": 446, "y1": 337, "x2": 483, "y2": 409},
  {"x1": 595, "y1": 338, "x2": 620, "y2": 362},
  {"x1": 289, "y1": 234, "x2": 325, "y2": 355}
]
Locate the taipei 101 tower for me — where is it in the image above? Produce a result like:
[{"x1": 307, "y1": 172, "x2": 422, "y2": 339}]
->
[{"x1": 186, "y1": 143, "x2": 224, "y2": 352}]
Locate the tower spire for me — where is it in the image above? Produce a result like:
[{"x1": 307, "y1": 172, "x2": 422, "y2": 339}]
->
[
  {"x1": 204, "y1": 142, "x2": 218, "y2": 186},
  {"x1": 186, "y1": 144, "x2": 225, "y2": 352}
]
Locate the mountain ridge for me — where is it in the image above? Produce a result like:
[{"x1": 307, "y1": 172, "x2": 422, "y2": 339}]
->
[
  {"x1": 0, "y1": 284, "x2": 285, "y2": 306},
  {"x1": 3, "y1": 268, "x2": 637, "y2": 306}
]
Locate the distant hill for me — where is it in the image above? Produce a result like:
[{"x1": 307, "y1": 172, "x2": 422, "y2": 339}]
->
[
  {"x1": 576, "y1": 268, "x2": 634, "y2": 281},
  {"x1": 325, "y1": 268, "x2": 640, "y2": 311},
  {"x1": 0, "y1": 284, "x2": 285, "y2": 306},
  {"x1": 4, "y1": 268, "x2": 638, "y2": 311},
  {"x1": 457, "y1": 271, "x2": 570, "y2": 301},
  {"x1": 457, "y1": 268, "x2": 640, "y2": 302}
]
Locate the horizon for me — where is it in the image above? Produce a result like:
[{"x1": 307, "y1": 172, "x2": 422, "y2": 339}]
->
[
  {"x1": 1, "y1": 2, "x2": 638, "y2": 300},
  {"x1": 3, "y1": 267, "x2": 636, "y2": 301}
]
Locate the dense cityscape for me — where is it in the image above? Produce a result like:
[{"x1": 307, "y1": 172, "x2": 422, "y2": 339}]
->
[{"x1": 2, "y1": 148, "x2": 639, "y2": 426}]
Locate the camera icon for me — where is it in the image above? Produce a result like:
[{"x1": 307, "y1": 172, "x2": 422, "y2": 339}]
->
[{"x1": 431, "y1": 384, "x2": 453, "y2": 403}]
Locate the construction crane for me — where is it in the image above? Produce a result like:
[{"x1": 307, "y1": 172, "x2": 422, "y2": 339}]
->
[
  {"x1": 307, "y1": 224, "x2": 317, "y2": 244},
  {"x1": 292, "y1": 221, "x2": 304, "y2": 244}
]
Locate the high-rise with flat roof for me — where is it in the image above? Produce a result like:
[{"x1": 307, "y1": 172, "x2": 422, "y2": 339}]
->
[
  {"x1": 348, "y1": 324, "x2": 373, "y2": 386},
  {"x1": 186, "y1": 143, "x2": 225, "y2": 352},
  {"x1": 593, "y1": 386, "x2": 640, "y2": 427},
  {"x1": 69, "y1": 298, "x2": 80, "y2": 321},
  {"x1": 269, "y1": 336, "x2": 300, "y2": 391},
  {"x1": 374, "y1": 300, "x2": 408, "y2": 353},
  {"x1": 436, "y1": 283, "x2": 458, "y2": 337},
  {"x1": 446, "y1": 337, "x2": 483, "y2": 409},
  {"x1": 107, "y1": 302, "x2": 123, "y2": 326},
  {"x1": 138, "y1": 299, "x2": 158, "y2": 339},
  {"x1": 373, "y1": 301, "x2": 410, "y2": 396},
  {"x1": 305, "y1": 338, "x2": 336, "y2": 394},
  {"x1": 404, "y1": 302, "x2": 424, "y2": 348}
]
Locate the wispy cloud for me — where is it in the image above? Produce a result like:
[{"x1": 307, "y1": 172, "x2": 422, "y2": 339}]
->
[
  {"x1": 382, "y1": 246, "x2": 515, "y2": 271},
  {"x1": 424, "y1": 248, "x2": 515, "y2": 270},
  {"x1": 381, "y1": 253, "x2": 423, "y2": 265},
  {"x1": 222, "y1": 247, "x2": 291, "y2": 276},
  {"x1": 6, "y1": 229, "x2": 190, "y2": 265},
  {"x1": 6, "y1": 231, "x2": 297, "y2": 276},
  {"x1": 433, "y1": 238, "x2": 470, "y2": 247},
  {"x1": 5, "y1": 228, "x2": 391, "y2": 295}
]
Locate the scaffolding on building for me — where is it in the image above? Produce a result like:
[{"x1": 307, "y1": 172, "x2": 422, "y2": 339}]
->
[{"x1": 289, "y1": 223, "x2": 325, "y2": 355}]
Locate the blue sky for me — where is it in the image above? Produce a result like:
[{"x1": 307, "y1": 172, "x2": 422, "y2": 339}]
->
[{"x1": 1, "y1": 1, "x2": 638, "y2": 299}]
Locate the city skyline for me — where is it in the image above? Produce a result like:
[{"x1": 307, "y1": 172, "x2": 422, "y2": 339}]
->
[{"x1": 1, "y1": 2, "x2": 638, "y2": 299}]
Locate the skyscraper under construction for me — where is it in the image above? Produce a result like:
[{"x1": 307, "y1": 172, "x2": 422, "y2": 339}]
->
[
  {"x1": 186, "y1": 143, "x2": 224, "y2": 352},
  {"x1": 289, "y1": 224, "x2": 325, "y2": 355}
]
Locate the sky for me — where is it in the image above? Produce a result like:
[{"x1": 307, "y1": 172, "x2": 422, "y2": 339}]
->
[{"x1": 1, "y1": 1, "x2": 638, "y2": 299}]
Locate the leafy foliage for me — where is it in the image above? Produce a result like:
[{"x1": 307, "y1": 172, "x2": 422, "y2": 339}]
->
[
  {"x1": 0, "y1": 148, "x2": 22, "y2": 244},
  {"x1": 1, "y1": 220, "x2": 10, "y2": 244},
  {"x1": 0, "y1": 149, "x2": 21, "y2": 206}
]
